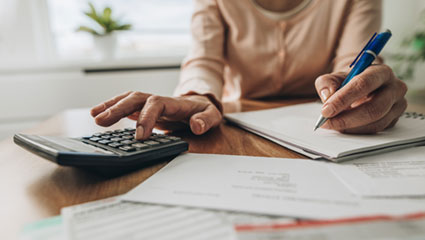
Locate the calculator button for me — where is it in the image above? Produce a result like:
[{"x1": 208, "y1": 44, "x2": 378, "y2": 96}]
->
[
  {"x1": 122, "y1": 135, "x2": 134, "y2": 140},
  {"x1": 110, "y1": 137, "x2": 123, "y2": 142},
  {"x1": 145, "y1": 140, "x2": 160, "y2": 146},
  {"x1": 132, "y1": 143, "x2": 149, "y2": 149},
  {"x1": 121, "y1": 140, "x2": 136, "y2": 145},
  {"x1": 167, "y1": 136, "x2": 181, "y2": 141},
  {"x1": 93, "y1": 133, "x2": 102, "y2": 137},
  {"x1": 157, "y1": 138, "x2": 171, "y2": 143},
  {"x1": 108, "y1": 142, "x2": 122, "y2": 148},
  {"x1": 101, "y1": 135, "x2": 112, "y2": 139},
  {"x1": 99, "y1": 140, "x2": 111, "y2": 145},
  {"x1": 89, "y1": 137, "x2": 101, "y2": 142},
  {"x1": 119, "y1": 146, "x2": 136, "y2": 152}
]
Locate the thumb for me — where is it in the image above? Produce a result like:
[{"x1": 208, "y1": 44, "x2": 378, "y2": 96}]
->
[
  {"x1": 189, "y1": 105, "x2": 222, "y2": 135},
  {"x1": 314, "y1": 72, "x2": 346, "y2": 103}
]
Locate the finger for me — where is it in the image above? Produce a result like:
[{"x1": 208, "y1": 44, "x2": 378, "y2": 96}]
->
[
  {"x1": 127, "y1": 111, "x2": 140, "y2": 121},
  {"x1": 338, "y1": 98, "x2": 407, "y2": 134},
  {"x1": 95, "y1": 92, "x2": 150, "y2": 127},
  {"x1": 91, "y1": 91, "x2": 133, "y2": 117},
  {"x1": 323, "y1": 83, "x2": 405, "y2": 130},
  {"x1": 135, "y1": 95, "x2": 217, "y2": 139},
  {"x1": 135, "y1": 96, "x2": 196, "y2": 139},
  {"x1": 323, "y1": 64, "x2": 395, "y2": 118},
  {"x1": 135, "y1": 96, "x2": 167, "y2": 140},
  {"x1": 189, "y1": 105, "x2": 223, "y2": 135},
  {"x1": 315, "y1": 72, "x2": 346, "y2": 102}
]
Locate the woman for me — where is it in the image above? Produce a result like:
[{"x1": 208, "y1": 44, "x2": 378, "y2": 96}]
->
[{"x1": 91, "y1": 0, "x2": 407, "y2": 140}]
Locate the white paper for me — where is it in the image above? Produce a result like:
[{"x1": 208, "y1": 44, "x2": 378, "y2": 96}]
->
[
  {"x1": 61, "y1": 197, "x2": 235, "y2": 240},
  {"x1": 123, "y1": 153, "x2": 425, "y2": 220},
  {"x1": 225, "y1": 102, "x2": 425, "y2": 160},
  {"x1": 233, "y1": 123, "x2": 322, "y2": 159},
  {"x1": 328, "y1": 146, "x2": 425, "y2": 197},
  {"x1": 61, "y1": 196, "x2": 298, "y2": 240},
  {"x1": 235, "y1": 215, "x2": 425, "y2": 240}
]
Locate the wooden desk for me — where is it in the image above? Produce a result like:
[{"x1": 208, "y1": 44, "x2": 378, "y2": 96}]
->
[{"x1": 1, "y1": 98, "x2": 424, "y2": 239}]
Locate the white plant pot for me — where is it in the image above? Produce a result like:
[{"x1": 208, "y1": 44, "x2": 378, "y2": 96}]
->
[{"x1": 93, "y1": 33, "x2": 117, "y2": 59}]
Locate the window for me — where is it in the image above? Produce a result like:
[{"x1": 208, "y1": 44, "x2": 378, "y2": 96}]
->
[{"x1": 46, "y1": 0, "x2": 193, "y2": 60}]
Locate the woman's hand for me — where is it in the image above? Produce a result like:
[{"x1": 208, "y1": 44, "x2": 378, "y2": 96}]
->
[
  {"x1": 315, "y1": 64, "x2": 408, "y2": 134},
  {"x1": 90, "y1": 92, "x2": 222, "y2": 140}
]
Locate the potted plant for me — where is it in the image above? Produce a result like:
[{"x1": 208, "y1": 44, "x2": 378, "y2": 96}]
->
[{"x1": 77, "y1": 3, "x2": 132, "y2": 59}]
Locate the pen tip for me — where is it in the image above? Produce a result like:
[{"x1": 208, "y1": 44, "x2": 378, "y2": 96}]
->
[{"x1": 313, "y1": 126, "x2": 318, "y2": 131}]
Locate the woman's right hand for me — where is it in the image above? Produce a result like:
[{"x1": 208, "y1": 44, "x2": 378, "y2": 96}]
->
[{"x1": 90, "y1": 92, "x2": 223, "y2": 140}]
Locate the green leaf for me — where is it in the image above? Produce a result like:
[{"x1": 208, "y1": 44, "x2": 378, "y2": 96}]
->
[
  {"x1": 89, "y1": 2, "x2": 97, "y2": 18},
  {"x1": 115, "y1": 24, "x2": 132, "y2": 31},
  {"x1": 413, "y1": 38, "x2": 425, "y2": 51},
  {"x1": 76, "y1": 26, "x2": 101, "y2": 36},
  {"x1": 84, "y1": 12, "x2": 97, "y2": 21},
  {"x1": 81, "y1": 2, "x2": 132, "y2": 34},
  {"x1": 101, "y1": 8, "x2": 113, "y2": 31},
  {"x1": 103, "y1": 7, "x2": 112, "y2": 20}
]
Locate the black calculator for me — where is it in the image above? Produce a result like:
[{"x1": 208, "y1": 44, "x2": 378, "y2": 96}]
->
[{"x1": 14, "y1": 128, "x2": 188, "y2": 176}]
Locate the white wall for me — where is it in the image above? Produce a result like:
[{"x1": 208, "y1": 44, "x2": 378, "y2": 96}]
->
[
  {"x1": 382, "y1": 0, "x2": 425, "y2": 53},
  {"x1": 0, "y1": 70, "x2": 180, "y2": 140}
]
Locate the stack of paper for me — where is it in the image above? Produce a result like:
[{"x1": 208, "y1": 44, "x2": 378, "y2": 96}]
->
[
  {"x1": 235, "y1": 213, "x2": 425, "y2": 240},
  {"x1": 123, "y1": 153, "x2": 425, "y2": 220},
  {"x1": 224, "y1": 102, "x2": 425, "y2": 161},
  {"x1": 22, "y1": 148, "x2": 425, "y2": 239},
  {"x1": 21, "y1": 196, "x2": 296, "y2": 240},
  {"x1": 61, "y1": 197, "x2": 235, "y2": 240}
]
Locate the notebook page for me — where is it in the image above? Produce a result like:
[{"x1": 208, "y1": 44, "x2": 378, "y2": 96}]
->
[{"x1": 225, "y1": 103, "x2": 425, "y2": 159}]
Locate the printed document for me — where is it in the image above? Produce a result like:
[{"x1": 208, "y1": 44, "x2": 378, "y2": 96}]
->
[
  {"x1": 61, "y1": 196, "x2": 297, "y2": 240},
  {"x1": 62, "y1": 197, "x2": 235, "y2": 240},
  {"x1": 123, "y1": 153, "x2": 425, "y2": 220},
  {"x1": 235, "y1": 213, "x2": 425, "y2": 240},
  {"x1": 328, "y1": 146, "x2": 425, "y2": 197}
]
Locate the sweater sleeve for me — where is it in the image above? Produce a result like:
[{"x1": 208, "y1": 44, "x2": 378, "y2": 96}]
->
[
  {"x1": 332, "y1": 0, "x2": 383, "y2": 73},
  {"x1": 173, "y1": 0, "x2": 226, "y2": 111}
]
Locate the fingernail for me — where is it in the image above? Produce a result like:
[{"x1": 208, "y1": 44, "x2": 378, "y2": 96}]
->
[
  {"x1": 136, "y1": 126, "x2": 144, "y2": 139},
  {"x1": 97, "y1": 109, "x2": 110, "y2": 119},
  {"x1": 320, "y1": 89, "x2": 330, "y2": 102},
  {"x1": 196, "y1": 119, "x2": 206, "y2": 132},
  {"x1": 322, "y1": 104, "x2": 335, "y2": 117}
]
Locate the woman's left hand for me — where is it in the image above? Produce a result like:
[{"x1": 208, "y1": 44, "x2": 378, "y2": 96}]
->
[{"x1": 314, "y1": 64, "x2": 408, "y2": 134}]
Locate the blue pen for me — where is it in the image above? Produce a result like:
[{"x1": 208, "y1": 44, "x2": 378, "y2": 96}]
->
[{"x1": 313, "y1": 29, "x2": 392, "y2": 131}]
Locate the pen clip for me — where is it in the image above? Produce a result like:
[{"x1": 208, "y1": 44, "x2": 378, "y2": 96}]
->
[{"x1": 349, "y1": 32, "x2": 377, "y2": 68}]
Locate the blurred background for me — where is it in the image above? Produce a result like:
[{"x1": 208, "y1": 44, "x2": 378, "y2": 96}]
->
[{"x1": 0, "y1": 0, "x2": 424, "y2": 140}]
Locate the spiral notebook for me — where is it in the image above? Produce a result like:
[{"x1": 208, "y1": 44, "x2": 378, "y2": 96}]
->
[{"x1": 225, "y1": 102, "x2": 425, "y2": 162}]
